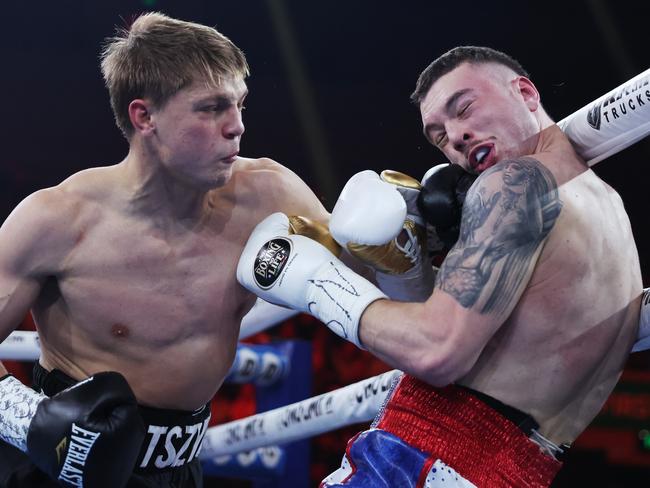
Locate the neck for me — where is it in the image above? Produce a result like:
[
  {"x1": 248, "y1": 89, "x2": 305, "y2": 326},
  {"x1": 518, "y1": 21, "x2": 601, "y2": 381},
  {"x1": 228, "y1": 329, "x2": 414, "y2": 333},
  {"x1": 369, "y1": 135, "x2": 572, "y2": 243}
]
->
[
  {"x1": 117, "y1": 144, "x2": 212, "y2": 230},
  {"x1": 530, "y1": 120, "x2": 589, "y2": 185},
  {"x1": 533, "y1": 124, "x2": 576, "y2": 157}
]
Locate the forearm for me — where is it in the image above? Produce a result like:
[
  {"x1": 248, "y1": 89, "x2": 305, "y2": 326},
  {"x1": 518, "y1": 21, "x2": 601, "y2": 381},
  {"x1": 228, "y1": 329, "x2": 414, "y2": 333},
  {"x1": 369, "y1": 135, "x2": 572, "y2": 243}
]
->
[
  {"x1": 358, "y1": 298, "x2": 460, "y2": 386},
  {"x1": 359, "y1": 299, "x2": 423, "y2": 367}
]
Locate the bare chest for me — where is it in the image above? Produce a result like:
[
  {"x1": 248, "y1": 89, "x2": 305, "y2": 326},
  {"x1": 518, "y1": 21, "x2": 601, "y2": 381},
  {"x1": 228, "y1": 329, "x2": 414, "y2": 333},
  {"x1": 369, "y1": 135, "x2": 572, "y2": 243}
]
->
[{"x1": 49, "y1": 215, "x2": 252, "y2": 342}]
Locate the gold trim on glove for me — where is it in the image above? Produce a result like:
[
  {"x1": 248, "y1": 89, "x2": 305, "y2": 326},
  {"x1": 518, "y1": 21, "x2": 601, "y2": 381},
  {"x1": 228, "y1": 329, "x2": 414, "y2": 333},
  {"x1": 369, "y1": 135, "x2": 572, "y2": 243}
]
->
[
  {"x1": 347, "y1": 220, "x2": 427, "y2": 275},
  {"x1": 379, "y1": 170, "x2": 422, "y2": 190},
  {"x1": 288, "y1": 216, "x2": 342, "y2": 257}
]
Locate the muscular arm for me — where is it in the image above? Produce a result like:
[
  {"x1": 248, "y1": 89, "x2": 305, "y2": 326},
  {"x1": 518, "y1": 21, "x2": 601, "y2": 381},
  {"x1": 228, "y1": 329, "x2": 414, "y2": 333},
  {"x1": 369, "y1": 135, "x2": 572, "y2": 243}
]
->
[
  {"x1": 0, "y1": 189, "x2": 72, "y2": 375},
  {"x1": 250, "y1": 158, "x2": 330, "y2": 223},
  {"x1": 359, "y1": 158, "x2": 562, "y2": 385}
]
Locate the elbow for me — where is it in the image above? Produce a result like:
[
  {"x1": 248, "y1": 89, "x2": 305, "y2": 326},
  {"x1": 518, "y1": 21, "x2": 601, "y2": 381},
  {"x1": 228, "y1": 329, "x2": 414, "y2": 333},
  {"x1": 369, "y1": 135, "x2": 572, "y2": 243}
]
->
[
  {"x1": 403, "y1": 303, "x2": 481, "y2": 387},
  {"x1": 411, "y1": 338, "x2": 477, "y2": 387}
]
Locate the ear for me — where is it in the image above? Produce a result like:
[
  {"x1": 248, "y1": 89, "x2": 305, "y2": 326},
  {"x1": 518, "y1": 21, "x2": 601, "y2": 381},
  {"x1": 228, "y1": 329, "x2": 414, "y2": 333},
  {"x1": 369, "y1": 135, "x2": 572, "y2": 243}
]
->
[
  {"x1": 514, "y1": 76, "x2": 540, "y2": 112},
  {"x1": 128, "y1": 99, "x2": 156, "y2": 136}
]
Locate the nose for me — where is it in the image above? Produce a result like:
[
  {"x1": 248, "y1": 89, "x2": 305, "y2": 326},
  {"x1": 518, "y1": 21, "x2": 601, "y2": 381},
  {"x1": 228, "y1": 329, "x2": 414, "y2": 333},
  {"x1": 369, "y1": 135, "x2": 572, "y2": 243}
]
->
[
  {"x1": 223, "y1": 109, "x2": 245, "y2": 140},
  {"x1": 446, "y1": 121, "x2": 472, "y2": 154}
]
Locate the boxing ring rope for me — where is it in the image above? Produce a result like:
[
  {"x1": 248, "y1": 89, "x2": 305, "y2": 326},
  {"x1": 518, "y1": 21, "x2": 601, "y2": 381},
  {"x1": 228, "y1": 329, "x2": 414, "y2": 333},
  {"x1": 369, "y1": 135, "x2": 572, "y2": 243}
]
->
[
  {"x1": 201, "y1": 339, "x2": 314, "y2": 483},
  {"x1": 201, "y1": 368, "x2": 401, "y2": 457},
  {"x1": 0, "y1": 67, "x2": 649, "y2": 485},
  {"x1": 557, "y1": 67, "x2": 650, "y2": 166}
]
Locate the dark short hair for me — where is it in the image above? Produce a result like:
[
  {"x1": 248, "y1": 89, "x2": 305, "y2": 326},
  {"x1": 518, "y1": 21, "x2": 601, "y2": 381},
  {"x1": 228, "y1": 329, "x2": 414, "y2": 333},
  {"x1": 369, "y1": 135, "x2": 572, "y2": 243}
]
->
[{"x1": 411, "y1": 46, "x2": 529, "y2": 105}]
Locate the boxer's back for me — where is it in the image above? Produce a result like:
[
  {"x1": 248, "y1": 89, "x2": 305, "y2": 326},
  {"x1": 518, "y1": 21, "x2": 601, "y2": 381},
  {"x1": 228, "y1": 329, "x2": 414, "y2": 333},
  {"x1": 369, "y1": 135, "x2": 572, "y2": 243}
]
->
[{"x1": 460, "y1": 162, "x2": 642, "y2": 445}]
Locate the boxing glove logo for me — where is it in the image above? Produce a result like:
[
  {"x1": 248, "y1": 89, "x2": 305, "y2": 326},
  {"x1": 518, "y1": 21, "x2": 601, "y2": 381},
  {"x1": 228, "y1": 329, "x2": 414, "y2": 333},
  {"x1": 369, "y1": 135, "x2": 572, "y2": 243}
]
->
[
  {"x1": 253, "y1": 238, "x2": 292, "y2": 289},
  {"x1": 57, "y1": 424, "x2": 101, "y2": 487}
]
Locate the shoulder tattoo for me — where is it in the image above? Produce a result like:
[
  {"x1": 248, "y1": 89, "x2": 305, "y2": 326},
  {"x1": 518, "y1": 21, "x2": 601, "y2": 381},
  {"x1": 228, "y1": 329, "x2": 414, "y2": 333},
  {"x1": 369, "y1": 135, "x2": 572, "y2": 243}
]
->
[{"x1": 436, "y1": 158, "x2": 562, "y2": 314}]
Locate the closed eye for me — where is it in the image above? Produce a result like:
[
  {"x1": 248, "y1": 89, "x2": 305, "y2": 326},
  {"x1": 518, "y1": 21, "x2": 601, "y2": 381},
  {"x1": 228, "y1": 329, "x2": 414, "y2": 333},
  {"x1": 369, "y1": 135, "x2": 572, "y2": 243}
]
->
[
  {"x1": 435, "y1": 133, "x2": 448, "y2": 148},
  {"x1": 458, "y1": 102, "x2": 472, "y2": 117}
]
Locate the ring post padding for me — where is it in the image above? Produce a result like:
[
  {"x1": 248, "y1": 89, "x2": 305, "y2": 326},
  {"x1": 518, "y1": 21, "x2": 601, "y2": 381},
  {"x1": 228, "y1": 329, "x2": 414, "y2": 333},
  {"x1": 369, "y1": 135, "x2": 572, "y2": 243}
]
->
[
  {"x1": 201, "y1": 445, "x2": 288, "y2": 481},
  {"x1": 202, "y1": 340, "x2": 312, "y2": 488},
  {"x1": 225, "y1": 343, "x2": 290, "y2": 386}
]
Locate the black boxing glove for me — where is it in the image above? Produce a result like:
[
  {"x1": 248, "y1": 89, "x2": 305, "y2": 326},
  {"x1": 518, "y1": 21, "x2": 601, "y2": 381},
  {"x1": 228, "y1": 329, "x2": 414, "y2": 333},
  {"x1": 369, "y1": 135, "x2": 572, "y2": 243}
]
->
[
  {"x1": 0, "y1": 371, "x2": 145, "y2": 488},
  {"x1": 417, "y1": 163, "x2": 477, "y2": 250}
]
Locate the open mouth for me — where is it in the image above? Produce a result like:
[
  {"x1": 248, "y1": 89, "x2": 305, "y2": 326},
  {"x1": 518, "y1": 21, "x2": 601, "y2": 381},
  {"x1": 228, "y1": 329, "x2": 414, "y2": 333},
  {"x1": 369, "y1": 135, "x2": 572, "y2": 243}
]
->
[
  {"x1": 469, "y1": 143, "x2": 495, "y2": 172},
  {"x1": 476, "y1": 147, "x2": 489, "y2": 163}
]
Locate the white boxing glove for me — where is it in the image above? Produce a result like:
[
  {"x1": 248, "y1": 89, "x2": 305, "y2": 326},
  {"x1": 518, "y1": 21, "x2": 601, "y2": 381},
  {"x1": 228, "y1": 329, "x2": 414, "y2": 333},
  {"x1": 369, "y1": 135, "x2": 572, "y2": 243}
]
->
[
  {"x1": 632, "y1": 288, "x2": 650, "y2": 353},
  {"x1": 330, "y1": 170, "x2": 406, "y2": 246},
  {"x1": 236, "y1": 212, "x2": 387, "y2": 348},
  {"x1": 330, "y1": 170, "x2": 435, "y2": 301}
]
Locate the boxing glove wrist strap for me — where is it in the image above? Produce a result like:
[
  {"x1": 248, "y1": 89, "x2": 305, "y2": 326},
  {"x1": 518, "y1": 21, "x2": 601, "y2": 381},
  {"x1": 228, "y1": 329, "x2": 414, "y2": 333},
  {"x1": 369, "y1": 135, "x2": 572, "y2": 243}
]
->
[
  {"x1": 306, "y1": 257, "x2": 387, "y2": 348},
  {"x1": 0, "y1": 374, "x2": 46, "y2": 452}
]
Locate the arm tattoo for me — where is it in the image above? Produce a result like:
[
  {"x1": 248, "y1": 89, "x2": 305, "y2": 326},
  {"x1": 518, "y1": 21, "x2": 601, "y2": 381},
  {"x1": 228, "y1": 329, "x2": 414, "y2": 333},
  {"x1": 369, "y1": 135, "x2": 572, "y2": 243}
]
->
[{"x1": 437, "y1": 158, "x2": 562, "y2": 314}]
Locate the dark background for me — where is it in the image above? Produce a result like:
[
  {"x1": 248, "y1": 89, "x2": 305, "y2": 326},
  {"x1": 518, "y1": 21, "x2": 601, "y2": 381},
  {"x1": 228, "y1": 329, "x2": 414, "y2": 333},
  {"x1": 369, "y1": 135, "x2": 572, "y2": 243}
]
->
[
  {"x1": 2, "y1": 0, "x2": 649, "y2": 486},
  {"x1": 1, "y1": 0, "x2": 648, "y2": 265}
]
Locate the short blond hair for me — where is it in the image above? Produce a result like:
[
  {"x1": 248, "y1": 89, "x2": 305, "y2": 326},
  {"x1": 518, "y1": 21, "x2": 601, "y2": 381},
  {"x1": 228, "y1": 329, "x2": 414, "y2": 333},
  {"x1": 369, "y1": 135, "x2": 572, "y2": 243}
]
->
[{"x1": 101, "y1": 12, "x2": 249, "y2": 139}]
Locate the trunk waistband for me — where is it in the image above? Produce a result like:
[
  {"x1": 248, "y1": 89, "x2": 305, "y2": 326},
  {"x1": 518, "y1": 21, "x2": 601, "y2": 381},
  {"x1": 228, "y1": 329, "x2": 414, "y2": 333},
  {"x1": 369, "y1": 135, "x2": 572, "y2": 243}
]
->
[
  {"x1": 374, "y1": 374, "x2": 563, "y2": 488},
  {"x1": 32, "y1": 362, "x2": 211, "y2": 473},
  {"x1": 135, "y1": 403, "x2": 210, "y2": 472}
]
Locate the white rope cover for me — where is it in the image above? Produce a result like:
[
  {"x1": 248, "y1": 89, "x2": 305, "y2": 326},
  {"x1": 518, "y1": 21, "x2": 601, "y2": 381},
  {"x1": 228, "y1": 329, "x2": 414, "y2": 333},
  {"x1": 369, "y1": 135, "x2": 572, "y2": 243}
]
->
[
  {"x1": 200, "y1": 369, "x2": 402, "y2": 458},
  {"x1": 0, "y1": 331, "x2": 40, "y2": 361},
  {"x1": 558, "y1": 68, "x2": 650, "y2": 166}
]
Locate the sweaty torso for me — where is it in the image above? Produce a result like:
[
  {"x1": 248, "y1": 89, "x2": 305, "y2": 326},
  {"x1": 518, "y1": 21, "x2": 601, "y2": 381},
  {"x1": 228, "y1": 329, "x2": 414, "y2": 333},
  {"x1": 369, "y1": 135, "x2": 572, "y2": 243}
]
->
[
  {"x1": 458, "y1": 149, "x2": 642, "y2": 444},
  {"x1": 34, "y1": 158, "x2": 321, "y2": 410}
]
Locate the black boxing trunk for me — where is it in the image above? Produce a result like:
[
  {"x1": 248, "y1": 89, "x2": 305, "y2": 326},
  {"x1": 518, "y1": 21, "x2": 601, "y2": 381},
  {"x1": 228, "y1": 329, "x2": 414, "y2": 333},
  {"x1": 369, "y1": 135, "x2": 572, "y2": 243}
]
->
[
  {"x1": 32, "y1": 363, "x2": 211, "y2": 475},
  {"x1": 134, "y1": 403, "x2": 210, "y2": 473}
]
